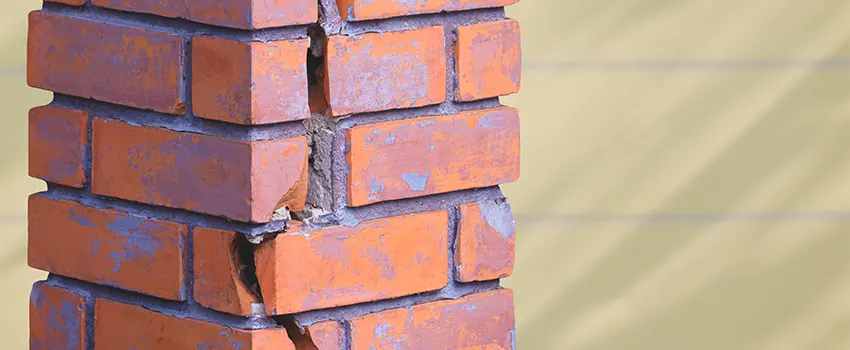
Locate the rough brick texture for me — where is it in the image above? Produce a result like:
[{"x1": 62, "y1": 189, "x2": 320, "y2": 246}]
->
[
  {"x1": 347, "y1": 107, "x2": 520, "y2": 206},
  {"x1": 28, "y1": 0, "x2": 520, "y2": 347},
  {"x1": 30, "y1": 283, "x2": 88, "y2": 350},
  {"x1": 91, "y1": 0, "x2": 317, "y2": 29},
  {"x1": 28, "y1": 12, "x2": 187, "y2": 114},
  {"x1": 456, "y1": 19, "x2": 522, "y2": 101},
  {"x1": 95, "y1": 299, "x2": 296, "y2": 349},
  {"x1": 91, "y1": 118, "x2": 308, "y2": 223},
  {"x1": 350, "y1": 289, "x2": 516, "y2": 349},
  {"x1": 324, "y1": 26, "x2": 446, "y2": 116},
  {"x1": 255, "y1": 211, "x2": 449, "y2": 315},
  {"x1": 28, "y1": 105, "x2": 88, "y2": 188},
  {"x1": 337, "y1": 0, "x2": 518, "y2": 21},
  {"x1": 29, "y1": 195, "x2": 188, "y2": 300},
  {"x1": 192, "y1": 36, "x2": 311, "y2": 125}
]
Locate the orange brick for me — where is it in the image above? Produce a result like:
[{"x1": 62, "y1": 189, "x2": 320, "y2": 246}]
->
[
  {"x1": 30, "y1": 283, "x2": 88, "y2": 350},
  {"x1": 192, "y1": 36, "x2": 310, "y2": 125},
  {"x1": 92, "y1": 118, "x2": 308, "y2": 223},
  {"x1": 336, "y1": 0, "x2": 519, "y2": 21},
  {"x1": 94, "y1": 299, "x2": 296, "y2": 349},
  {"x1": 28, "y1": 106, "x2": 88, "y2": 188},
  {"x1": 347, "y1": 106, "x2": 520, "y2": 206},
  {"x1": 350, "y1": 289, "x2": 515, "y2": 349},
  {"x1": 456, "y1": 19, "x2": 521, "y2": 101},
  {"x1": 27, "y1": 12, "x2": 186, "y2": 114},
  {"x1": 456, "y1": 200, "x2": 516, "y2": 282},
  {"x1": 28, "y1": 195, "x2": 188, "y2": 300},
  {"x1": 324, "y1": 27, "x2": 446, "y2": 116},
  {"x1": 297, "y1": 321, "x2": 343, "y2": 350},
  {"x1": 91, "y1": 0, "x2": 317, "y2": 29},
  {"x1": 193, "y1": 227, "x2": 261, "y2": 316},
  {"x1": 255, "y1": 211, "x2": 449, "y2": 315}
]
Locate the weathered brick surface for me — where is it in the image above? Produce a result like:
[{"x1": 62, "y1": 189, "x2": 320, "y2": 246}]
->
[
  {"x1": 27, "y1": 11, "x2": 186, "y2": 114},
  {"x1": 91, "y1": 0, "x2": 317, "y2": 29},
  {"x1": 325, "y1": 26, "x2": 447, "y2": 116},
  {"x1": 192, "y1": 36, "x2": 310, "y2": 125},
  {"x1": 456, "y1": 19, "x2": 522, "y2": 101},
  {"x1": 28, "y1": 105, "x2": 88, "y2": 188},
  {"x1": 30, "y1": 283, "x2": 88, "y2": 350},
  {"x1": 347, "y1": 106, "x2": 520, "y2": 206},
  {"x1": 336, "y1": 0, "x2": 519, "y2": 21},
  {"x1": 45, "y1": 0, "x2": 87, "y2": 5},
  {"x1": 350, "y1": 289, "x2": 515, "y2": 349},
  {"x1": 193, "y1": 227, "x2": 260, "y2": 316},
  {"x1": 456, "y1": 199, "x2": 516, "y2": 282},
  {"x1": 255, "y1": 211, "x2": 449, "y2": 315},
  {"x1": 91, "y1": 118, "x2": 308, "y2": 223},
  {"x1": 94, "y1": 299, "x2": 296, "y2": 349},
  {"x1": 300, "y1": 321, "x2": 343, "y2": 350},
  {"x1": 27, "y1": 0, "x2": 520, "y2": 345},
  {"x1": 28, "y1": 195, "x2": 188, "y2": 300}
]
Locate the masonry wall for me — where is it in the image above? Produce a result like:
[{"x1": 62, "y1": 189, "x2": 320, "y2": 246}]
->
[{"x1": 27, "y1": 0, "x2": 521, "y2": 348}]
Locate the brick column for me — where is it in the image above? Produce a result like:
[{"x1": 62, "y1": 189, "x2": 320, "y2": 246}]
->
[{"x1": 27, "y1": 0, "x2": 521, "y2": 348}]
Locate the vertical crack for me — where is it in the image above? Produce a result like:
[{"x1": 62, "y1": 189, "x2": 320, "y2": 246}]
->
[
  {"x1": 279, "y1": 315, "x2": 320, "y2": 350},
  {"x1": 230, "y1": 234, "x2": 263, "y2": 303}
]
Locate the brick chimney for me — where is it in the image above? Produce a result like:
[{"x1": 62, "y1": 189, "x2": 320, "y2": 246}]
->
[{"x1": 27, "y1": 0, "x2": 521, "y2": 348}]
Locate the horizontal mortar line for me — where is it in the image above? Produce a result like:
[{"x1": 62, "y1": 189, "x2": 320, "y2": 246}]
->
[
  {"x1": 43, "y1": 184, "x2": 291, "y2": 237},
  {"x1": 52, "y1": 94, "x2": 306, "y2": 142},
  {"x1": 514, "y1": 211, "x2": 850, "y2": 223},
  {"x1": 524, "y1": 59, "x2": 850, "y2": 71}
]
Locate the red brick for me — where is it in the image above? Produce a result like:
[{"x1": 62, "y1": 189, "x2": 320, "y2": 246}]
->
[
  {"x1": 456, "y1": 19, "x2": 521, "y2": 101},
  {"x1": 91, "y1": 118, "x2": 308, "y2": 223},
  {"x1": 94, "y1": 299, "x2": 296, "y2": 349},
  {"x1": 456, "y1": 199, "x2": 515, "y2": 282},
  {"x1": 46, "y1": 0, "x2": 87, "y2": 5},
  {"x1": 91, "y1": 0, "x2": 317, "y2": 29},
  {"x1": 28, "y1": 195, "x2": 188, "y2": 300},
  {"x1": 336, "y1": 0, "x2": 519, "y2": 21},
  {"x1": 28, "y1": 106, "x2": 88, "y2": 188},
  {"x1": 192, "y1": 36, "x2": 310, "y2": 125},
  {"x1": 350, "y1": 289, "x2": 515, "y2": 349},
  {"x1": 294, "y1": 321, "x2": 343, "y2": 350},
  {"x1": 255, "y1": 211, "x2": 449, "y2": 315},
  {"x1": 346, "y1": 106, "x2": 520, "y2": 206},
  {"x1": 325, "y1": 26, "x2": 446, "y2": 116},
  {"x1": 193, "y1": 227, "x2": 261, "y2": 316},
  {"x1": 30, "y1": 282, "x2": 88, "y2": 350},
  {"x1": 27, "y1": 12, "x2": 186, "y2": 114}
]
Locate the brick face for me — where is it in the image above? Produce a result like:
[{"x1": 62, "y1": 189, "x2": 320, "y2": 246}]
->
[
  {"x1": 336, "y1": 0, "x2": 519, "y2": 21},
  {"x1": 350, "y1": 289, "x2": 516, "y2": 349},
  {"x1": 347, "y1": 106, "x2": 521, "y2": 206},
  {"x1": 94, "y1": 299, "x2": 296, "y2": 349},
  {"x1": 456, "y1": 19, "x2": 522, "y2": 101},
  {"x1": 91, "y1": 0, "x2": 317, "y2": 29},
  {"x1": 255, "y1": 211, "x2": 449, "y2": 315},
  {"x1": 193, "y1": 227, "x2": 261, "y2": 316},
  {"x1": 192, "y1": 36, "x2": 311, "y2": 125},
  {"x1": 27, "y1": 11, "x2": 186, "y2": 114},
  {"x1": 91, "y1": 118, "x2": 308, "y2": 223},
  {"x1": 28, "y1": 106, "x2": 89, "y2": 188},
  {"x1": 27, "y1": 0, "x2": 520, "y2": 346},
  {"x1": 30, "y1": 283, "x2": 88, "y2": 350},
  {"x1": 456, "y1": 199, "x2": 516, "y2": 282},
  {"x1": 324, "y1": 26, "x2": 447, "y2": 116},
  {"x1": 28, "y1": 195, "x2": 188, "y2": 300}
]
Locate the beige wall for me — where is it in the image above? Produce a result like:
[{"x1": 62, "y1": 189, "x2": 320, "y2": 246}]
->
[{"x1": 2, "y1": 1, "x2": 848, "y2": 349}]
